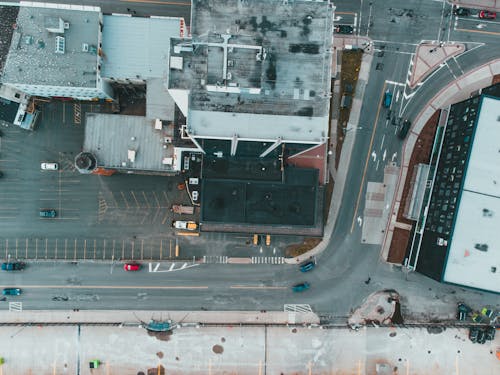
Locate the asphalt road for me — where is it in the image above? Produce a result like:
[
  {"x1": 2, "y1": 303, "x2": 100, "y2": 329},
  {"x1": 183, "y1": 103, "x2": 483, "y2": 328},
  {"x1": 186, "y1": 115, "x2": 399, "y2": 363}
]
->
[{"x1": 1, "y1": 0, "x2": 499, "y2": 318}]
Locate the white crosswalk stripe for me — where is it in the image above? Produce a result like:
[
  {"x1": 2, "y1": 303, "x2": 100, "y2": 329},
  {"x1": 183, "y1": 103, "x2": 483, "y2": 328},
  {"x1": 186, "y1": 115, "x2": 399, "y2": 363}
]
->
[
  {"x1": 251, "y1": 256, "x2": 285, "y2": 264},
  {"x1": 202, "y1": 256, "x2": 228, "y2": 264}
]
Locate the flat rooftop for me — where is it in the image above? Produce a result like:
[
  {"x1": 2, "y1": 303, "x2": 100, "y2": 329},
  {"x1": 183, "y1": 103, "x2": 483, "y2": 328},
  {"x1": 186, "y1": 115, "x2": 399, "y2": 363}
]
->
[
  {"x1": 169, "y1": 0, "x2": 334, "y2": 141},
  {"x1": 101, "y1": 15, "x2": 181, "y2": 80},
  {"x1": 83, "y1": 113, "x2": 175, "y2": 172},
  {"x1": 443, "y1": 96, "x2": 500, "y2": 293},
  {"x1": 1, "y1": 3, "x2": 100, "y2": 87},
  {"x1": 201, "y1": 168, "x2": 318, "y2": 226}
]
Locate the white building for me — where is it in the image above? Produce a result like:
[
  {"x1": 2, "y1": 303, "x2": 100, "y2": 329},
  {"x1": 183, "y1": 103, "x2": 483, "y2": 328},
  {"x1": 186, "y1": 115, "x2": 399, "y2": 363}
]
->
[{"x1": 1, "y1": 2, "x2": 113, "y2": 100}]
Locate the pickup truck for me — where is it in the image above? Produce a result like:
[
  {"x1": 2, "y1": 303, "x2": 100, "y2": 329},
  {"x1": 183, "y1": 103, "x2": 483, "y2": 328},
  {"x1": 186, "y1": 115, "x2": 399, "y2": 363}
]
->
[{"x1": 172, "y1": 220, "x2": 198, "y2": 231}]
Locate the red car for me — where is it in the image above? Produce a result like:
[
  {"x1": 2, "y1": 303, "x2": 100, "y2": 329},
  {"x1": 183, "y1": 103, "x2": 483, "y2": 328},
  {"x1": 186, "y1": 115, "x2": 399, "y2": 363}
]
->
[
  {"x1": 479, "y1": 10, "x2": 496, "y2": 19},
  {"x1": 123, "y1": 263, "x2": 140, "y2": 271}
]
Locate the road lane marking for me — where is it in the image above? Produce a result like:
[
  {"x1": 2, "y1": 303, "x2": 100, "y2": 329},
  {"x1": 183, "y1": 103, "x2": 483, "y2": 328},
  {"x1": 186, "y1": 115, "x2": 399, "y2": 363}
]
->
[
  {"x1": 121, "y1": 0, "x2": 191, "y2": 5},
  {"x1": 0, "y1": 284, "x2": 209, "y2": 290},
  {"x1": 455, "y1": 27, "x2": 500, "y2": 36},
  {"x1": 350, "y1": 82, "x2": 387, "y2": 233},
  {"x1": 230, "y1": 285, "x2": 287, "y2": 290}
]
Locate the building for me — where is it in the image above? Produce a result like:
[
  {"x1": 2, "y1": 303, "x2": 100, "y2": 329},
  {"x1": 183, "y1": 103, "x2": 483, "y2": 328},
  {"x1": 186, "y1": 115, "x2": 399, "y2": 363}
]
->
[
  {"x1": 166, "y1": 0, "x2": 334, "y2": 234},
  {"x1": 1, "y1": 2, "x2": 112, "y2": 100},
  {"x1": 406, "y1": 85, "x2": 500, "y2": 294}
]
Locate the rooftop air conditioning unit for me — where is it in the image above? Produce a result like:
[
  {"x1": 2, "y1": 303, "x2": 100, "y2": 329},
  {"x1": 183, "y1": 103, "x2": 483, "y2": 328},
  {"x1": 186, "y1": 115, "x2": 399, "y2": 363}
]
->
[
  {"x1": 226, "y1": 72, "x2": 232, "y2": 80},
  {"x1": 63, "y1": 22, "x2": 70, "y2": 29},
  {"x1": 82, "y1": 43, "x2": 89, "y2": 52}
]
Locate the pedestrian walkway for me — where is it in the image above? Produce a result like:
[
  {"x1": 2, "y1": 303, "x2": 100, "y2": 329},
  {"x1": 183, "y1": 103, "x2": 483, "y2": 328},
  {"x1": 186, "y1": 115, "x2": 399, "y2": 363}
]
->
[
  {"x1": 0, "y1": 324, "x2": 497, "y2": 374},
  {"x1": 251, "y1": 256, "x2": 285, "y2": 265},
  {"x1": 409, "y1": 42, "x2": 465, "y2": 88},
  {"x1": 202, "y1": 255, "x2": 228, "y2": 264}
]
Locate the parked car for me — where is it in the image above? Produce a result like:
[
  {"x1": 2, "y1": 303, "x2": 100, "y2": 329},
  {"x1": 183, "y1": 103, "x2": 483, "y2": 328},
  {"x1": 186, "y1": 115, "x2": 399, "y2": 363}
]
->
[
  {"x1": 2, "y1": 288, "x2": 21, "y2": 296},
  {"x1": 479, "y1": 10, "x2": 496, "y2": 19},
  {"x1": 471, "y1": 312, "x2": 484, "y2": 323},
  {"x1": 41, "y1": 162, "x2": 59, "y2": 170},
  {"x1": 485, "y1": 326, "x2": 496, "y2": 341},
  {"x1": 454, "y1": 7, "x2": 470, "y2": 16},
  {"x1": 1, "y1": 262, "x2": 24, "y2": 271},
  {"x1": 334, "y1": 25, "x2": 354, "y2": 34},
  {"x1": 468, "y1": 327, "x2": 479, "y2": 343},
  {"x1": 456, "y1": 302, "x2": 472, "y2": 320},
  {"x1": 299, "y1": 261, "x2": 315, "y2": 273},
  {"x1": 477, "y1": 329, "x2": 487, "y2": 344},
  {"x1": 123, "y1": 263, "x2": 141, "y2": 271},
  {"x1": 40, "y1": 209, "x2": 57, "y2": 218},
  {"x1": 172, "y1": 220, "x2": 198, "y2": 231},
  {"x1": 292, "y1": 282, "x2": 310, "y2": 292},
  {"x1": 481, "y1": 307, "x2": 494, "y2": 318}
]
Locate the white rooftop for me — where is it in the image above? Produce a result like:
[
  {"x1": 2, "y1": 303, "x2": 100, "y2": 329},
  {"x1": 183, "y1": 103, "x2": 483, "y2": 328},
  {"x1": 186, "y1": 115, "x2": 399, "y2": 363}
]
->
[
  {"x1": 443, "y1": 96, "x2": 500, "y2": 293},
  {"x1": 101, "y1": 15, "x2": 181, "y2": 80},
  {"x1": 188, "y1": 110, "x2": 328, "y2": 143}
]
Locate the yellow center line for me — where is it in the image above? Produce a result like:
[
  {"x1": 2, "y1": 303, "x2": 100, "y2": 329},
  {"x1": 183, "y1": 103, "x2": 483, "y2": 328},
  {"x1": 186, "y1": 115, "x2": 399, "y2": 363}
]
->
[
  {"x1": 350, "y1": 81, "x2": 387, "y2": 233},
  {"x1": 0, "y1": 285, "x2": 208, "y2": 290},
  {"x1": 455, "y1": 27, "x2": 500, "y2": 36},
  {"x1": 120, "y1": 0, "x2": 191, "y2": 5},
  {"x1": 230, "y1": 285, "x2": 287, "y2": 290}
]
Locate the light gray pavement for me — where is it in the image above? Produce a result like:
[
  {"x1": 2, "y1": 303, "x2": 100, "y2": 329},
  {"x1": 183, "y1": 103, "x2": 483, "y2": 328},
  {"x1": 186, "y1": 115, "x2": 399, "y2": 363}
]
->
[
  {"x1": 381, "y1": 57, "x2": 500, "y2": 261},
  {"x1": 0, "y1": 310, "x2": 319, "y2": 325},
  {"x1": 0, "y1": 324, "x2": 498, "y2": 374},
  {"x1": 409, "y1": 42, "x2": 465, "y2": 88}
]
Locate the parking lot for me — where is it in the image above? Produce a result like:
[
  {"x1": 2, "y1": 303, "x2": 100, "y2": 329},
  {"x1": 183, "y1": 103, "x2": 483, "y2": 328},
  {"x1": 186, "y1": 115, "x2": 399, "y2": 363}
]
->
[{"x1": 0, "y1": 101, "x2": 296, "y2": 262}]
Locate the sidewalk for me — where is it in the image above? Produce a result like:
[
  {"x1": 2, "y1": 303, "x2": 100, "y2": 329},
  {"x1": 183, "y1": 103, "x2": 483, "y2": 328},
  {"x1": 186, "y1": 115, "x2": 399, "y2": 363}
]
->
[
  {"x1": 0, "y1": 309, "x2": 320, "y2": 325},
  {"x1": 381, "y1": 58, "x2": 500, "y2": 261},
  {"x1": 0, "y1": 324, "x2": 497, "y2": 374}
]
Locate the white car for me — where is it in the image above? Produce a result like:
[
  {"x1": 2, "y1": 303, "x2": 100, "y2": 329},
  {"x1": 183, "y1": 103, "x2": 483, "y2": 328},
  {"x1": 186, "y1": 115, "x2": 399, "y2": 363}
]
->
[{"x1": 41, "y1": 162, "x2": 59, "y2": 170}]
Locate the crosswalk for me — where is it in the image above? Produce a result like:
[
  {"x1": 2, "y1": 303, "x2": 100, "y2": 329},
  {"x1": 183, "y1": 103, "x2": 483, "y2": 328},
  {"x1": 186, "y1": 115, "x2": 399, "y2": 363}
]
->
[
  {"x1": 203, "y1": 255, "x2": 228, "y2": 264},
  {"x1": 202, "y1": 256, "x2": 286, "y2": 264},
  {"x1": 251, "y1": 256, "x2": 285, "y2": 264}
]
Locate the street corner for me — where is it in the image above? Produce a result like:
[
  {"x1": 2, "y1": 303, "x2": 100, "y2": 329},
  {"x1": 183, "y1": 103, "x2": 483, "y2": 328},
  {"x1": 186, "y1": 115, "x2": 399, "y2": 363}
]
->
[{"x1": 348, "y1": 290, "x2": 401, "y2": 328}]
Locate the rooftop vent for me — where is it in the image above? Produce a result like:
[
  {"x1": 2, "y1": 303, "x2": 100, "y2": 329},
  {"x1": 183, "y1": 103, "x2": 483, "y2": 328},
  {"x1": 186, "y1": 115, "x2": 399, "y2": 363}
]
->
[
  {"x1": 82, "y1": 43, "x2": 89, "y2": 52},
  {"x1": 24, "y1": 36, "x2": 33, "y2": 45},
  {"x1": 55, "y1": 36, "x2": 65, "y2": 54},
  {"x1": 64, "y1": 22, "x2": 70, "y2": 29}
]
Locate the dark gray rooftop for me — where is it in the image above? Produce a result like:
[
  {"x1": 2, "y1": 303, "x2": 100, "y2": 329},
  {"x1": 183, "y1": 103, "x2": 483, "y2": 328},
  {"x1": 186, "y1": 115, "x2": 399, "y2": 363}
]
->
[
  {"x1": 1, "y1": 3, "x2": 100, "y2": 87},
  {"x1": 168, "y1": 0, "x2": 334, "y2": 141}
]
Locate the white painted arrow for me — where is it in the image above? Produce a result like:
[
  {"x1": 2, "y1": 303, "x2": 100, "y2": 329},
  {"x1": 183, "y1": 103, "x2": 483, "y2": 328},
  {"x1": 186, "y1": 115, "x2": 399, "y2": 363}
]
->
[
  {"x1": 392, "y1": 152, "x2": 398, "y2": 162},
  {"x1": 371, "y1": 151, "x2": 377, "y2": 161}
]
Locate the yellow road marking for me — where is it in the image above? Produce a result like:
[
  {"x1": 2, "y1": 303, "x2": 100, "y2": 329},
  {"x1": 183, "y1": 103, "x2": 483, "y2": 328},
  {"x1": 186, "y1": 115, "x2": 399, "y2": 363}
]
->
[
  {"x1": 455, "y1": 27, "x2": 500, "y2": 36},
  {"x1": 350, "y1": 82, "x2": 387, "y2": 233},
  {"x1": 336, "y1": 11, "x2": 356, "y2": 15}
]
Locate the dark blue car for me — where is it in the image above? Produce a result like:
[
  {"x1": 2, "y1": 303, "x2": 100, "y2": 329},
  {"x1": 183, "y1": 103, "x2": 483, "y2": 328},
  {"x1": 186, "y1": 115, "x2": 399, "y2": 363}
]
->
[
  {"x1": 292, "y1": 282, "x2": 310, "y2": 292},
  {"x1": 3, "y1": 288, "x2": 21, "y2": 296},
  {"x1": 299, "y1": 261, "x2": 315, "y2": 273}
]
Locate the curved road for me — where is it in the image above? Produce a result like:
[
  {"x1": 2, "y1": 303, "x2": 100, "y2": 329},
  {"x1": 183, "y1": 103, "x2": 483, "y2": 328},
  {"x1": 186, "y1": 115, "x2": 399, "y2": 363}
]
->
[{"x1": 1, "y1": 0, "x2": 499, "y2": 320}]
